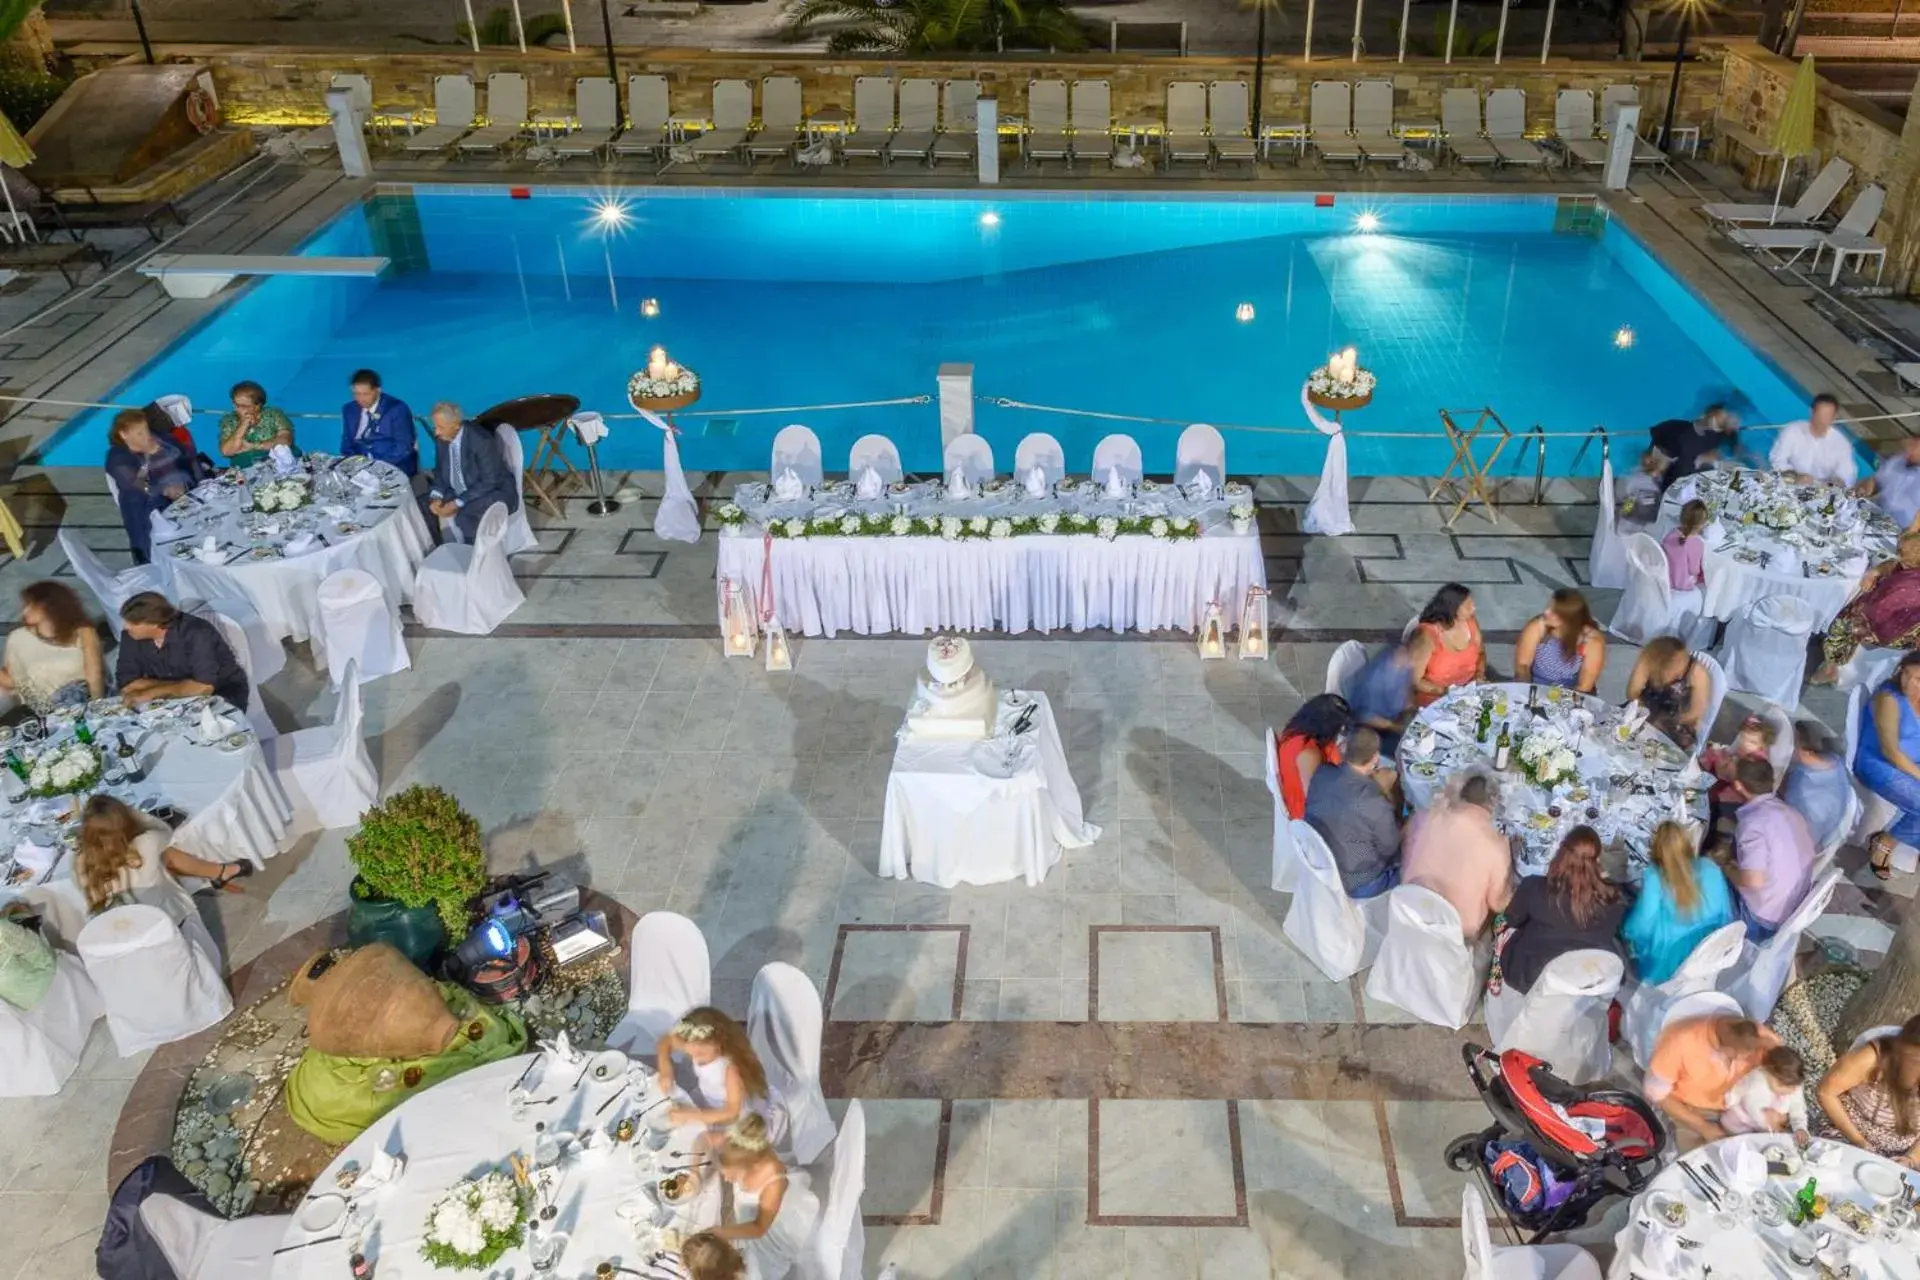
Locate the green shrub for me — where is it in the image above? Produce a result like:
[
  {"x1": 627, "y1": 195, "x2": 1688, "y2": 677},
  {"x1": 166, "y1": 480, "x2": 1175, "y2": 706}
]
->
[
  {"x1": 0, "y1": 64, "x2": 68, "y2": 130},
  {"x1": 456, "y1": 7, "x2": 572, "y2": 47},
  {"x1": 347, "y1": 785, "x2": 486, "y2": 935}
]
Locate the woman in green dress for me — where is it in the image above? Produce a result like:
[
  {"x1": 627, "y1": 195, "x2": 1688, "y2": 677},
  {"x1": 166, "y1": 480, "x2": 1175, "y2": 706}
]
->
[{"x1": 216, "y1": 379, "x2": 295, "y2": 467}]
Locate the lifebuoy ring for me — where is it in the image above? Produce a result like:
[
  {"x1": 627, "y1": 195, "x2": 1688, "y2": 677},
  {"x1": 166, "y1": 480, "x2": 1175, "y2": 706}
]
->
[{"x1": 185, "y1": 88, "x2": 216, "y2": 134}]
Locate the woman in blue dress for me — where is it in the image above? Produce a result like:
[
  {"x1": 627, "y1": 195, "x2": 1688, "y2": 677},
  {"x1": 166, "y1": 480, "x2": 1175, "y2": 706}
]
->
[
  {"x1": 1855, "y1": 651, "x2": 1920, "y2": 879},
  {"x1": 1513, "y1": 588, "x2": 1607, "y2": 693},
  {"x1": 1620, "y1": 820, "x2": 1737, "y2": 984}
]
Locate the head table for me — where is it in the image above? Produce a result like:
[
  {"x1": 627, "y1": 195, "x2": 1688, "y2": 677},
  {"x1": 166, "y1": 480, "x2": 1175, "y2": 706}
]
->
[
  {"x1": 1397, "y1": 683, "x2": 1708, "y2": 879},
  {"x1": 274, "y1": 1052, "x2": 722, "y2": 1280},
  {"x1": 0, "y1": 696, "x2": 291, "y2": 945},
  {"x1": 712, "y1": 475, "x2": 1265, "y2": 637},
  {"x1": 1607, "y1": 1133, "x2": 1920, "y2": 1279},
  {"x1": 1654, "y1": 468, "x2": 1901, "y2": 628}
]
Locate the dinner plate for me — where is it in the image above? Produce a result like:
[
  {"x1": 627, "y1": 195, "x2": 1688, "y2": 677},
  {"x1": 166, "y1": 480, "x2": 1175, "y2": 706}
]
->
[
  {"x1": 298, "y1": 1193, "x2": 348, "y2": 1232},
  {"x1": 589, "y1": 1049, "x2": 627, "y2": 1084},
  {"x1": 217, "y1": 732, "x2": 251, "y2": 753},
  {"x1": 1857, "y1": 1159, "x2": 1905, "y2": 1201}
]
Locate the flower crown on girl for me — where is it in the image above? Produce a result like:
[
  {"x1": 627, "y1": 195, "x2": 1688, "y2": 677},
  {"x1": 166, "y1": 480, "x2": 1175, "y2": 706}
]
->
[{"x1": 673, "y1": 1017, "x2": 718, "y2": 1042}]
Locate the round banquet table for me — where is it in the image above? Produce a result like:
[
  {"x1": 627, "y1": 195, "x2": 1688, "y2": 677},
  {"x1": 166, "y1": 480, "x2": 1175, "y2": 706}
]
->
[
  {"x1": 159, "y1": 458, "x2": 431, "y2": 649},
  {"x1": 271, "y1": 1053, "x2": 723, "y2": 1280},
  {"x1": 0, "y1": 696, "x2": 291, "y2": 946},
  {"x1": 1654, "y1": 468, "x2": 1901, "y2": 627},
  {"x1": 1606, "y1": 1133, "x2": 1920, "y2": 1279},
  {"x1": 1397, "y1": 682, "x2": 1708, "y2": 879}
]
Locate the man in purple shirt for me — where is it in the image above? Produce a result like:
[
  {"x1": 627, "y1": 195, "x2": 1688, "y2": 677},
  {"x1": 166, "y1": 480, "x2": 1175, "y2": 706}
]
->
[{"x1": 1728, "y1": 757, "x2": 1814, "y2": 942}]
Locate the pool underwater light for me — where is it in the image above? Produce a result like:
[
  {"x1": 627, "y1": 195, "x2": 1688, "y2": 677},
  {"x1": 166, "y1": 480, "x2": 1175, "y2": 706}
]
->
[
  {"x1": 1354, "y1": 211, "x2": 1381, "y2": 233},
  {"x1": 1236, "y1": 302, "x2": 1256, "y2": 323},
  {"x1": 979, "y1": 210, "x2": 1002, "y2": 228},
  {"x1": 593, "y1": 198, "x2": 630, "y2": 229},
  {"x1": 1613, "y1": 325, "x2": 1636, "y2": 349}
]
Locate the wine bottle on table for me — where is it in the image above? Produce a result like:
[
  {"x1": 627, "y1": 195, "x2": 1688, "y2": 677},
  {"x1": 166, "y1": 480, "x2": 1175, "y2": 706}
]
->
[{"x1": 1494, "y1": 724, "x2": 1511, "y2": 771}]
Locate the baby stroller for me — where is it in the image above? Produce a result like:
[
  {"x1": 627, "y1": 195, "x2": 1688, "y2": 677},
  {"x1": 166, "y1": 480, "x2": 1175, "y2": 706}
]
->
[{"x1": 1444, "y1": 1043, "x2": 1667, "y2": 1243}]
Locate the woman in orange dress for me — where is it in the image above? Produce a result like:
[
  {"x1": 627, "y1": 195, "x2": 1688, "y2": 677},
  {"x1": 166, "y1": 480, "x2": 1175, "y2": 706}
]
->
[
  {"x1": 1409, "y1": 582, "x2": 1486, "y2": 707},
  {"x1": 1275, "y1": 693, "x2": 1351, "y2": 819}
]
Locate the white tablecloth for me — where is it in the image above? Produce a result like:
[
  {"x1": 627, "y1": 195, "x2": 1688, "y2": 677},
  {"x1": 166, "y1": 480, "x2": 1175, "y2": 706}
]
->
[
  {"x1": 1607, "y1": 1133, "x2": 1920, "y2": 1279},
  {"x1": 274, "y1": 1054, "x2": 722, "y2": 1280},
  {"x1": 879, "y1": 690, "x2": 1099, "y2": 887},
  {"x1": 161, "y1": 460, "x2": 431, "y2": 647}
]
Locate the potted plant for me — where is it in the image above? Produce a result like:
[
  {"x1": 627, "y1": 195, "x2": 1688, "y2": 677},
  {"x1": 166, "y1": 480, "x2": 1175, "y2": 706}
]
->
[{"x1": 345, "y1": 785, "x2": 485, "y2": 968}]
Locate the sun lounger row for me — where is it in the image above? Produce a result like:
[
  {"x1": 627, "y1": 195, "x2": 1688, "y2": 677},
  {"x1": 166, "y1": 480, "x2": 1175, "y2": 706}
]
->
[{"x1": 1725, "y1": 182, "x2": 1888, "y2": 285}]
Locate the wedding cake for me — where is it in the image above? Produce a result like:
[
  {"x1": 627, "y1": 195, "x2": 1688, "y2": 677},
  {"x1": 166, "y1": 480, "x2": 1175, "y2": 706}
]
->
[{"x1": 904, "y1": 636, "x2": 997, "y2": 742}]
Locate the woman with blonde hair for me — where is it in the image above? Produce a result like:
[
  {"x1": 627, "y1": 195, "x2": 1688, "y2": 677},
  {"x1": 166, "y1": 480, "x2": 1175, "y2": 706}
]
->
[
  {"x1": 706, "y1": 1114, "x2": 821, "y2": 1280},
  {"x1": 75, "y1": 794, "x2": 250, "y2": 924},
  {"x1": 1817, "y1": 1016, "x2": 1920, "y2": 1164},
  {"x1": 656, "y1": 1006, "x2": 770, "y2": 1131},
  {"x1": 1619, "y1": 820, "x2": 1735, "y2": 984},
  {"x1": 0, "y1": 581, "x2": 106, "y2": 712}
]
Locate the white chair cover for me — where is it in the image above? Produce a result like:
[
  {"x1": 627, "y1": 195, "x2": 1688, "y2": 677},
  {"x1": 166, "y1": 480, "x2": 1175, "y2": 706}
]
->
[
  {"x1": 411, "y1": 503, "x2": 525, "y2": 635},
  {"x1": 1758, "y1": 702, "x2": 1795, "y2": 780},
  {"x1": 1462, "y1": 1183, "x2": 1602, "y2": 1280},
  {"x1": 847, "y1": 434, "x2": 903, "y2": 483},
  {"x1": 198, "y1": 607, "x2": 275, "y2": 741},
  {"x1": 1174, "y1": 423, "x2": 1226, "y2": 488},
  {"x1": 1264, "y1": 728, "x2": 1299, "y2": 892},
  {"x1": 1089, "y1": 433, "x2": 1143, "y2": 484},
  {"x1": 77, "y1": 903, "x2": 231, "y2": 1055},
  {"x1": 607, "y1": 911, "x2": 710, "y2": 1054},
  {"x1": 1717, "y1": 594, "x2": 1819, "y2": 709},
  {"x1": 1837, "y1": 645, "x2": 1902, "y2": 694},
  {"x1": 1621, "y1": 920, "x2": 1747, "y2": 1068},
  {"x1": 771, "y1": 424, "x2": 824, "y2": 486},
  {"x1": 1013, "y1": 432, "x2": 1066, "y2": 483},
  {"x1": 1483, "y1": 949, "x2": 1623, "y2": 1084},
  {"x1": 1325, "y1": 639, "x2": 1367, "y2": 697},
  {"x1": 1282, "y1": 819, "x2": 1385, "y2": 981},
  {"x1": 1300, "y1": 384, "x2": 1353, "y2": 536},
  {"x1": 809, "y1": 1099, "x2": 867, "y2": 1280},
  {"x1": 1694, "y1": 649, "x2": 1729, "y2": 749},
  {"x1": 315, "y1": 568, "x2": 409, "y2": 686},
  {"x1": 943, "y1": 434, "x2": 995, "y2": 486},
  {"x1": 1723, "y1": 868, "x2": 1839, "y2": 1022},
  {"x1": 1610, "y1": 532, "x2": 1709, "y2": 645},
  {"x1": 0, "y1": 950, "x2": 102, "y2": 1097},
  {"x1": 268, "y1": 662, "x2": 378, "y2": 830},
  {"x1": 154, "y1": 394, "x2": 194, "y2": 428},
  {"x1": 1588, "y1": 455, "x2": 1628, "y2": 590},
  {"x1": 187, "y1": 589, "x2": 285, "y2": 689},
  {"x1": 1365, "y1": 884, "x2": 1483, "y2": 1029},
  {"x1": 140, "y1": 1193, "x2": 291, "y2": 1279},
  {"x1": 636, "y1": 408, "x2": 701, "y2": 545},
  {"x1": 1851, "y1": 1024, "x2": 1905, "y2": 1053},
  {"x1": 747, "y1": 962, "x2": 835, "y2": 1165},
  {"x1": 58, "y1": 528, "x2": 171, "y2": 638},
  {"x1": 492, "y1": 424, "x2": 540, "y2": 556}
]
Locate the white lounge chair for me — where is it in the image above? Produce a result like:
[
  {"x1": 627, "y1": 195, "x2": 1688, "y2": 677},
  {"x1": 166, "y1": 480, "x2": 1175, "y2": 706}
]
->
[
  {"x1": 551, "y1": 77, "x2": 619, "y2": 159},
  {"x1": 1353, "y1": 79, "x2": 1409, "y2": 167},
  {"x1": 933, "y1": 80, "x2": 979, "y2": 164},
  {"x1": 402, "y1": 75, "x2": 477, "y2": 152},
  {"x1": 1025, "y1": 79, "x2": 1070, "y2": 163},
  {"x1": 748, "y1": 75, "x2": 803, "y2": 161},
  {"x1": 889, "y1": 78, "x2": 938, "y2": 165},
  {"x1": 1310, "y1": 80, "x2": 1360, "y2": 165},
  {"x1": 691, "y1": 79, "x2": 752, "y2": 160},
  {"x1": 1704, "y1": 156, "x2": 1851, "y2": 226},
  {"x1": 841, "y1": 76, "x2": 894, "y2": 161},
  {"x1": 1729, "y1": 183, "x2": 1884, "y2": 268},
  {"x1": 1442, "y1": 88, "x2": 1497, "y2": 167},
  {"x1": 1165, "y1": 81, "x2": 1211, "y2": 168},
  {"x1": 1071, "y1": 80, "x2": 1114, "y2": 166},
  {"x1": 293, "y1": 73, "x2": 372, "y2": 155},
  {"x1": 1600, "y1": 85, "x2": 1669, "y2": 168},
  {"x1": 1554, "y1": 89, "x2": 1608, "y2": 168},
  {"x1": 457, "y1": 73, "x2": 529, "y2": 153},
  {"x1": 1209, "y1": 81, "x2": 1258, "y2": 168},
  {"x1": 1485, "y1": 88, "x2": 1547, "y2": 167},
  {"x1": 1816, "y1": 201, "x2": 1890, "y2": 285},
  {"x1": 612, "y1": 74, "x2": 670, "y2": 158}
]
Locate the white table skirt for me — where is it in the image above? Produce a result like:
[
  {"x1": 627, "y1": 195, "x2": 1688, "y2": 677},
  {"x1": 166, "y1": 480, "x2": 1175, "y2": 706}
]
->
[
  {"x1": 715, "y1": 531, "x2": 1265, "y2": 638},
  {"x1": 170, "y1": 499, "x2": 431, "y2": 647},
  {"x1": 879, "y1": 691, "x2": 1099, "y2": 887},
  {"x1": 274, "y1": 1054, "x2": 722, "y2": 1280},
  {"x1": 1653, "y1": 491, "x2": 1869, "y2": 628}
]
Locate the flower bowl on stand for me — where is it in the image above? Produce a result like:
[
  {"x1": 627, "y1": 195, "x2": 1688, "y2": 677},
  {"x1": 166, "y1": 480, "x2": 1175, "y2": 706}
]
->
[
  {"x1": 626, "y1": 344, "x2": 701, "y2": 415},
  {"x1": 1307, "y1": 346, "x2": 1377, "y2": 414}
]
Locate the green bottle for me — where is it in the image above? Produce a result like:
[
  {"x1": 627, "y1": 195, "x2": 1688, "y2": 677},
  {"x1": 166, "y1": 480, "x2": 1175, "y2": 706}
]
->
[
  {"x1": 1477, "y1": 702, "x2": 1492, "y2": 744},
  {"x1": 4, "y1": 751, "x2": 25, "y2": 781},
  {"x1": 74, "y1": 716, "x2": 92, "y2": 746},
  {"x1": 1793, "y1": 1176, "x2": 1818, "y2": 1225}
]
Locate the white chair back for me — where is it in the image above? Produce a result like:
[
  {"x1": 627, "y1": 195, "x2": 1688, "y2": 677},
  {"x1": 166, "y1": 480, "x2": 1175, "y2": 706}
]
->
[
  {"x1": 413, "y1": 503, "x2": 525, "y2": 635},
  {"x1": 198, "y1": 607, "x2": 273, "y2": 741},
  {"x1": 853, "y1": 76, "x2": 894, "y2": 133},
  {"x1": 943, "y1": 80, "x2": 980, "y2": 130},
  {"x1": 1167, "y1": 81, "x2": 1207, "y2": 135},
  {"x1": 898, "y1": 78, "x2": 939, "y2": 131},
  {"x1": 0, "y1": 951, "x2": 101, "y2": 1097},
  {"x1": 943, "y1": 434, "x2": 994, "y2": 486},
  {"x1": 575, "y1": 76, "x2": 618, "y2": 131},
  {"x1": 1209, "y1": 80, "x2": 1251, "y2": 135},
  {"x1": 1282, "y1": 819, "x2": 1380, "y2": 981},
  {"x1": 1694, "y1": 649, "x2": 1729, "y2": 748},
  {"x1": 1325, "y1": 640, "x2": 1367, "y2": 697},
  {"x1": 1485, "y1": 87, "x2": 1527, "y2": 140},
  {"x1": 1013, "y1": 432, "x2": 1066, "y2": 483},
  {"x1": 1310, "y1": 80, "x2": 1352, "y2": 133},
  {"x1": 141, "y1": 1193, "x2": 223, "y2": 1278},
  {"x1": 1847, "y1": 684, "x2": 1867, "y2": 771},
  {"x1": 492, "y1": 425, "x2": 538, "y2": 555},
  {"x1": 1717, "y1": 595, "x2": 1819, "y2": 710},
  {"x1": 1555, "y1": 88, "x2": 1597, "y2": 143},
  {"x1": 140, "y1": 1194, "x2": 291, "y2": 1278},
  {"x1": 1462, "y1": 1182, "x2": 1498, "y2": 1280},
  {"x1": 1657, "y1": 990, "x2": 1744, "y2": 1044},
  {"x1": 1174, "y1": 423, "x2": 1227, "y2": 488},
  {"x1": 747, "y1": 962, "x2": 835, "y2": 1165},
  {"x1": 1837, "y1": 184, "x2": 1887, "y2": 237},
  {"x1": 316, "y1": 568, "x2": 409, "y2": 686},
  {"x1": 1365, "y1": 884, "x2": 1483, "y2": 1029},
  {"x1": 712, "y1": 78, "x2": 753, "y2": 131},
  {"x1": 1265, "y1": 727, "x2": 1299, "y2": 892},
  {"x1": 59, "y1": 528, "x2": 141, "y2": 635},
  {"x1": 1353, "y1": 79, "x2": 1395, "y2": 132},
  {"x1": 771, "y1": 423, "x2": 824, "y2": 485},
  {"x1": 1071, "y1": 79, "x2": 1111, "y2": 135},
  {"x1": 1027, "y1": 79, "x2": 1068, "y2": 131},
  {"x1": 1599, "y1": 84, "x2": 1640, "y2": 134},
  {"x1": 434, "y1": 73, "x2": 477, "y2": 127},
  {"x1": 77, "y1": 903, "x2": 231, "y2": 1056},
  {"x1": 485, "y1": 72, "x2": 528, "y2": 126},
  {"x1": 628, "y1": 74, "x2": 670, "y2": 132},
  {"x1": 1623, "y1": 919, "x2": 1750, "y2": 1068},
  {"x1": 812, "y1": 1100, "x2": 868, "y2": 1280},
  {"x1": 1090, "y1": 433, "x2": 1143, "y2": 484},
  {"x1": 1725, "y1": 869, "x2": 1839, "y2": 1022},
  {"x1": 1484, "y1": 949, "x2": 1623, "y2": 1084},
  {"x1": 762, "y1": 75, "x2": 803, "y2": 131},
  {"x1": 1608, "y1": 532, "x2": 1675, "y2": 644},
  {"x1": 280, "y1": 660, "x2": 377, "y2": 830},
  {"x1": 1442, "y1": 87, "x2": 1483, "y2": 137},
  {"x1": 608, "y1": 911, "x2": 711, "y2": 1053},
  {"x1": 1588, "y1": 455, "x2": 1628, "y2": 589},
  {"x1": 847, "y1": 434, "x2": 903, "y2": 483},
  {"x1": 1782, "y1": 157, "x2": 1853, "y2": 222}
]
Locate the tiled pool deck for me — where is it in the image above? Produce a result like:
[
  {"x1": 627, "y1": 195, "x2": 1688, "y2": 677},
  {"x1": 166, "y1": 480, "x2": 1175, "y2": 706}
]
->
[{"x1": 0, "y1": 144, "x2": 1916, "y2": 1280}]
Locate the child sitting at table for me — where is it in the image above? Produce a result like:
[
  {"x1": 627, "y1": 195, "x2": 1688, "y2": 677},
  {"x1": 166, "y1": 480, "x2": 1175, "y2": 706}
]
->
[
  {"x1": 636, "y1": 1231, "x2": 746, "y2": 1279},
  {"x1": 1722, "y1": 1046, "x2": 1811, "y2": 1140},
  {"x1": 1660, "y1": 499, "x2": 1711, "y2": 592},
  {"x1": 1619, "y1": 447, "x2": 1670, "y2": 527},
  {"x1": 658, "y1": 1007, "x2": 772, "y2": 1134},
  {"x1": 1702, "y1": 713, "x2": 1778, "y2": 832}
]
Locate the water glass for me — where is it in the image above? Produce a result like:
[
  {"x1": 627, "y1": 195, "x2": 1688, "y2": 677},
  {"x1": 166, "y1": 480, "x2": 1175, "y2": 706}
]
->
[{"x1": 529, "y1": 1224, "x2": 567, "y2": 1274}]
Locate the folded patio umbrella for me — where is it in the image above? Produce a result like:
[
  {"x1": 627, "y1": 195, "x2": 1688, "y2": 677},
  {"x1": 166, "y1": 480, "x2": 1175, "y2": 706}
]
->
[
  {"x1": 0, "y1": 109, "x2": 32, "y2": 240},
  {"x1": 1769, "y1": 56, "x2": 1818, "y2": 225}
]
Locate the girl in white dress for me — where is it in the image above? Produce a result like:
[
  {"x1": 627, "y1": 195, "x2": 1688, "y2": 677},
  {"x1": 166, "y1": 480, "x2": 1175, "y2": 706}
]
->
[
  {"x1": 656, "y1": 1007, "x2": 770, "y2": 1132},
  {"x1": 708, "y1": 1116, "x2": 821, "y2": 1280}
]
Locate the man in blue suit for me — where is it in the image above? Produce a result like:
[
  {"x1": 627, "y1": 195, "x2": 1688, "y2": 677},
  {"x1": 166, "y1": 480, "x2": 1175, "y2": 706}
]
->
[{"x1": 340, "y1": 368, "x2": 418, "y2": 475}]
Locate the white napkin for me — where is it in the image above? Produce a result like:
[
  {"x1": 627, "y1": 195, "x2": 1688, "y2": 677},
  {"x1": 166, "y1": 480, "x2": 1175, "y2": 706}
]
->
[
  {"x1": 537, "y1": 1029, "x2": 582, "y2": 1067},
  {"x1": 351, "y1": 469, "x2": 381, "y2": 494},
  {"x1": 855, "y1": 466, "x2": 883, "y2": 501},
  {"x1": 198, "y1": 705, "x2": 234, "y2": 739},
  {"x1": 1639, "y1": 1229, "x2": 1694, "y2": 1277},
  {"x1": 193, "y1": 535, "x2": 228, "y2": 564},
  {"x1": 21, "y1": 800, "x2": 60, "y2": 824},
  {"x1": 1025, "y1": 466, "x2": 1048, "y2": 499},
  {"x1": 12, "y1": 839, "x2": 55, "y2": 875},
  {"x1": 946, "y1": 466, "x2": 972, "y2": 500},
  {"x1": 1104, "y1": 466, "x2": 1129, "y2": 499},
  {"x1": 354, "y1": 1148, "x2": 406, "y2": 1195},
  {"x1": 568, "y1": 411, "x2": 608, "y2": 447},
  {"x1": 269, "y1": 444, "x2": 300, "y2": 476},
  {"x1": 1413, "y1": 730, "x2": 1437, "y2": 758},
  {"x1": 1189, "y1": 471, "x2": 1214, "y2": 498},
  {"x1": 1719, "y1": 1141, "x2": 1766, "y2": 1190},
  {"x1": 256, "y1": 520, "x2": 282, "y2": 538},
  {"x1": 150, "y1": 511, "x2": 182, "y2": 540},
  {"x1": 772, "y1": 468, "x2": 806, "y2": 502},
  {"x1": 322, "y1": 504, "x2": 352, "y2": 520},
  {"x1": 283, "y1": 532, "x2": 320, "y2": 556}
]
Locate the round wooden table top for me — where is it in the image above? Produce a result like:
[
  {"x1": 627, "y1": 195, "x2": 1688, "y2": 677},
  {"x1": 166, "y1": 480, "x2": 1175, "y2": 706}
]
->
[{"x1": 473, "y1": 393, "x2": 581, "y2": 431}]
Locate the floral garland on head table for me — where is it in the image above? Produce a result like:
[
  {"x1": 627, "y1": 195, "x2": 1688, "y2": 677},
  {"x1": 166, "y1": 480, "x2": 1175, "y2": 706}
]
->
[{"x1": 715, "y1": 505, "x2": 1201, "y2": 543}]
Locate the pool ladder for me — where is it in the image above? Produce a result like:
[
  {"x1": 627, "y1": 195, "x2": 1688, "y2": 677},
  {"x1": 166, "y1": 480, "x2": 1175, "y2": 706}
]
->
[{"x1": 1521, "y1": 424, "x2": 1609, "y2": 505}]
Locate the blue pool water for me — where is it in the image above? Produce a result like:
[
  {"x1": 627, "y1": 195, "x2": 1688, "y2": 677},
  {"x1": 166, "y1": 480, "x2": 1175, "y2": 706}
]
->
[{"x1": 48, "y1": 188, "x2": 1809, "y2": 477}]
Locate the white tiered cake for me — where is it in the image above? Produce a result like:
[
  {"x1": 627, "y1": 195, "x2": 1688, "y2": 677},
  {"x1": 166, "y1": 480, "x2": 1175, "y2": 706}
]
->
[{"x1": 904, "y1": 636, "x2": 997, "y2": 742}]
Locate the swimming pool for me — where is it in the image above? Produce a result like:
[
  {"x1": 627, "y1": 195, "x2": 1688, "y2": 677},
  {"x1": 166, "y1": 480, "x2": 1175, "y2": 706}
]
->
[{"x1": 48, "y1": 187, "x2": 1810, "y2": 477}]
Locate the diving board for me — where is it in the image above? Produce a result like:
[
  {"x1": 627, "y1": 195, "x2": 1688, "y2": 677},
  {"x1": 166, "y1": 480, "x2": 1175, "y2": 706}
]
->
[{"x1": 139, "y1": 253, "x2": 390, "y2": 299}]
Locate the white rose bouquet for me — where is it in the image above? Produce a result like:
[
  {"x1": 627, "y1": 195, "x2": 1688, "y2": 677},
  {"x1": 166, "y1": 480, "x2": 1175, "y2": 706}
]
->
[
  {"x1": 714, "y1": 502, "x2": 746, "y2": 534},
  {"x1": 251, "y1": 478, "x2": 311, "y2": 513},
  {"x1": 1515, "y1": 729, "x2": 1577, "y2": 790},
  {"x1": 626, "y1": 365, "x2": 699, "y2": 403},
  {"x1": 26, "y1": 743, "x2": 103, "y2": 799},
  {"x1": 420, "y1": 1170, "x2": 528, "y2": 1271}
]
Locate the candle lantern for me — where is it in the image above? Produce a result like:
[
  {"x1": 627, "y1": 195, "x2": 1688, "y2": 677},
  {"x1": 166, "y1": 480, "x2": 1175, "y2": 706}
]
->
[
  {"x1": 720, "y1": 577, "x2": 757, "y2": 659},
  {"x1": 1238, "y1": 587, "x2": 1270, "y2": 661},
  {"x1": 764, "y1": 620, "x2": 794, "y2": 671},
  {"x1": 1197, "y1": 601, "x2": 1227, "y2": 660}
]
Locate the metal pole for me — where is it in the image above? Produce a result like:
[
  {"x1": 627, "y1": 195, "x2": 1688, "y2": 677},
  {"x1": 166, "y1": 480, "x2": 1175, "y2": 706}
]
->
[
  {"x1": 1495, "y1": 0, "x2": 1510, "y2": 63},
  {"x1": 561, "y1": 0, "x2": 577, "y2": 52},
  {"x1": 1352, "y1": 0, "x2": 1365, "y2": 61},
  {"x1": 128, "y1": 0, "x2": 155, "y2": 63},
  {"x1": 599, "y1": 0, "x2": 619, "y2": 89},
  {"x1": 463, "y1": 0, "x2": 480, "y2": 51},
  {"x1": 1399, "y1": 0, "x2": 1411, "y2": 60},
  {"x1": 1304, "y1": 0, "x2": 1316, "y2": 61},
  {"x1": 1661, "y1": 5, "x2": 1690, "y2": 149},
  {"x1": 509, "y1": 0, "x2": 527, "y2": 51},
  {"x1": 1253, "y1": 2, "x2": 1267, "y2": 140},
  {"x1": 1445, "y1": 0, "x2": 1460, "y2": 62},
  {"x1": 1541, "y1": 0, "x2": 1556, "y2": 61}
]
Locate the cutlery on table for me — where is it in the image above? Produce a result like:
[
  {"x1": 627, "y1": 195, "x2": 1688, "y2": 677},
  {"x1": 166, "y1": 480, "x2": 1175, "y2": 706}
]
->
[{"x1": 272, "y1": 1234, "x2": 344, "y2": 1256}]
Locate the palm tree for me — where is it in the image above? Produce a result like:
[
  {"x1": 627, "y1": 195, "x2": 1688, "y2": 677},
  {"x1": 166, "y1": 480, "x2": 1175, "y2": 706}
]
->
[{"x1": 781, "y1": 0, "x2": 1087, "y2": 54}]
